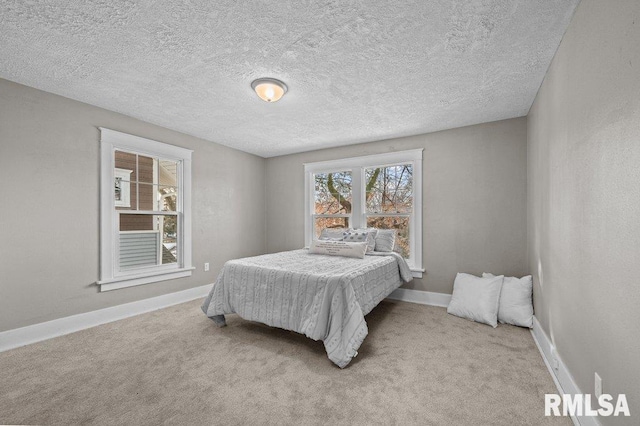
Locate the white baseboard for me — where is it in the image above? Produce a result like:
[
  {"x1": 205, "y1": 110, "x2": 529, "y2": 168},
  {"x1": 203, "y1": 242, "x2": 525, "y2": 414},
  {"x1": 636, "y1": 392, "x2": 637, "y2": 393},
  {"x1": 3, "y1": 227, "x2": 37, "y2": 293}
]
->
[
  {"x1": 0, "y1": 284, "x2": 213, "y2": 353},
  {"x1": 531, "y1": 316, "x2": 600, "y2": 426},
  {"x1": 387, "y1": 288, "x2": 452, "y2": 308}
]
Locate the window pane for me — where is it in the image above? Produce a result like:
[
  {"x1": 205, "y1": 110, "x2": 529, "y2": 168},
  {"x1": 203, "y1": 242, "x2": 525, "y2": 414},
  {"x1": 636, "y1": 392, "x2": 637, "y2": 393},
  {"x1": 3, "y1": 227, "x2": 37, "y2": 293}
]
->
[
  {"x1": 136, "y1": 154, "x2": 155, "y2": 184},
  {"x1": 314, "y1": 171, "x2": 352, "y2": 214},
  {"x1": 365, "y1": 165, "x2": 413, "y2": 214},
  {"x1": 137, "y1": 183, "x2": 178, "y2": 211},
  {"x1": 115, "y1": 150, "x2": 137, "y2": 182},
  {"x1": 161, "y1": 215, "x2": 178, "y2": 264},
  {"x1": 160, "y1": 189, "x2": 177, "y2": 212},
  {"x1": 114, "y1": 151, "x2": 135, "y2": 210},
  {"x1": 119, "y1": 214, "x2": 178, "y2": 270},
  {"x1": 314, "y1": 217, "x2": 350, "y2": 238},
  {"x1": 366, "y1": 216, "x2": 410, "y2": 258},
  {"x1": 114, "y1": 168, "x2": 134, "y2": 209},
  {"x1": 158, "y1": 159, "x2": 178, "y2": 187},
  {"x1": 136, "y1": 182, "x2": 155, "y2": 210}
]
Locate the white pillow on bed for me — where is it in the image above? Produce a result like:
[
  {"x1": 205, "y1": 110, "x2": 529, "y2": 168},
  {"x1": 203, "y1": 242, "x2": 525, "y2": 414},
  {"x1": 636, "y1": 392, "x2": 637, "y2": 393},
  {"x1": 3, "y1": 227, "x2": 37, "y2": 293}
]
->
[
  {"x1": 483, "y1": 273, "x2": 533, "y2": 328},
  {"x1": 374, "y1": 229, "x2": 396, "y2": 252},
  {"x1": 309, "y1": 240, "x2": 368, "y2": 259},
  {"x1": 447, "y1": 273, "x2": 504, "y2": 328},
  {"x1": 319, "y1": 228, "x2": 347, "y2": 240},
  {"x1": 344, "y1": 228, "x2": 377, "y2": 252}
]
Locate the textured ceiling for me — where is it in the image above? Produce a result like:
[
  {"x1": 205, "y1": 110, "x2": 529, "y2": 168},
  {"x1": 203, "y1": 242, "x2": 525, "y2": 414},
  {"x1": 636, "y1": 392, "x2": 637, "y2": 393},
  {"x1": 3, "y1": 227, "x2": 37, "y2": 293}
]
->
[{"x1": 0, "y1": 0, "x2": 579, "y2": 157}]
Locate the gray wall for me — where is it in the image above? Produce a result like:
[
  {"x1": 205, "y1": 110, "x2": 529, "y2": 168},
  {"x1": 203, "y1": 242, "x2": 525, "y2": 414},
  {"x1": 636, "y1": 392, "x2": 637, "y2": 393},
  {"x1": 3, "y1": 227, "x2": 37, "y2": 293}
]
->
[
  {"x1": 0, "y1": 79, "x2": 266, "y2": 332},
  {"x1": 527, "y1": 0, "x2": 640, "y2": 423},
  {"x1": 266, "y1": 117, "x2": 528, "y2": 294}
]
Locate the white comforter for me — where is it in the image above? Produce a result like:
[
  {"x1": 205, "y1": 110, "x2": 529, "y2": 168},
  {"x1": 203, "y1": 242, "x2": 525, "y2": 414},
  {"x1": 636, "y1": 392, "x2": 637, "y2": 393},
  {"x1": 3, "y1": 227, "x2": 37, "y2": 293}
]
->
[{"x1": 201, "y1": 249, "x2": 412, "y2": 368}]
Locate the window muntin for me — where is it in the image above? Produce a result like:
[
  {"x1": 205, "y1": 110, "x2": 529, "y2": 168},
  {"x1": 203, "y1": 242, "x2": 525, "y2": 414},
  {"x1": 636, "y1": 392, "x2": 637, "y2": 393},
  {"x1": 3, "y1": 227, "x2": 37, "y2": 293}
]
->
[{"x1": 99, "y1": 129, "x2": 193, "y2": 291}]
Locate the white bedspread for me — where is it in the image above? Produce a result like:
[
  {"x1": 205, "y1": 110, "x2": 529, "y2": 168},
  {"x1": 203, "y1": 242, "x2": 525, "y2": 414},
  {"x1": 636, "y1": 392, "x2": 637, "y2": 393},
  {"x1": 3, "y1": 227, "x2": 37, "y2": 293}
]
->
[{"x1": 201, "y1": 249, "x2": 412, "y2": 368}]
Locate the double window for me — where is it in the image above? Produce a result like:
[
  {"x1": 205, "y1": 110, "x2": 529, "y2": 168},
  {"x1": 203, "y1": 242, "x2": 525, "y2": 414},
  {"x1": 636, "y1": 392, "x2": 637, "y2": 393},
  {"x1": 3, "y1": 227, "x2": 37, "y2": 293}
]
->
[
  {"x1": 98, "y1": 129, "x2": 193, "y2": 291},
  {"x1": 305, "y1": 150, "x2": 423, "y2": 277}
]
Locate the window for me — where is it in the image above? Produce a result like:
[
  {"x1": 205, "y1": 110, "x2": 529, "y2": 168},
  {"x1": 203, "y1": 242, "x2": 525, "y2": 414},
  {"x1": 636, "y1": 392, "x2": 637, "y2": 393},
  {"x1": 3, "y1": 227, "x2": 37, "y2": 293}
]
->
[
  {"x1": 98, "y1": 128, "x2": 193, "y2": 291},
  {"x1": 304, "y1": 149, "x2": 423, "y2": 277}
]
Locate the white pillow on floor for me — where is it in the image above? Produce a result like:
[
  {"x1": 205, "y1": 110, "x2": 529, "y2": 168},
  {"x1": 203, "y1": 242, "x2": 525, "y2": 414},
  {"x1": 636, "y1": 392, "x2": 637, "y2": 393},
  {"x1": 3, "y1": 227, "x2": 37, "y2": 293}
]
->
[
  {"x1": 447, "y1": 273, "x2": 504, "y2": 328},
  {"x1": 483, "y1": 273, "x2": 533, "y2": 328}
]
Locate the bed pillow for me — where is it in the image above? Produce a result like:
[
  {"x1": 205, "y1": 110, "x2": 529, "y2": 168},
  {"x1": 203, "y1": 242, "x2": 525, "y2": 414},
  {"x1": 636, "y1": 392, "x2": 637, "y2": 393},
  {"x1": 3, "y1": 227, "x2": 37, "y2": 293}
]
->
[
  {"x1": 483, "y1": 273, "x2": 533, "y2": 328},
  {"x1": 374, "y1": 229, "x2": 396, "y2": 252},
  {"x1": 319, "y1": 228, "x2": 347, "y2": 241},
  {"x1": 342, "y1": 230, "x2": 369, "y2": 242},
  {"x1": 309, "y1": 240, "x2": 368, "y2": 259},
  {"x1": 447, "y1": 273, "x2": 504, "y2": 328},
  {"x1": 345, "y1": 228, "x2": 377, "y2": 252}
]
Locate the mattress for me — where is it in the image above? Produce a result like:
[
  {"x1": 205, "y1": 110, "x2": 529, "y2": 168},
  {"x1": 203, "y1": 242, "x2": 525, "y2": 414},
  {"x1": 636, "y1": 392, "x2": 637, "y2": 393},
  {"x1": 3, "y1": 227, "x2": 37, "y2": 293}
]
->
[{"x1": 201, "y1": 249, "x2": 412, "y2": 368}]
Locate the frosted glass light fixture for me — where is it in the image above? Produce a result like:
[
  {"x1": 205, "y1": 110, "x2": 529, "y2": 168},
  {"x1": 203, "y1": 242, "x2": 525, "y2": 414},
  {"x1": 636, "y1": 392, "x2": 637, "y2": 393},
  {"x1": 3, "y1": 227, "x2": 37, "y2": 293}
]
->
[{"x1": 251, "y1": 78, "x2": 287, "y2": 102}]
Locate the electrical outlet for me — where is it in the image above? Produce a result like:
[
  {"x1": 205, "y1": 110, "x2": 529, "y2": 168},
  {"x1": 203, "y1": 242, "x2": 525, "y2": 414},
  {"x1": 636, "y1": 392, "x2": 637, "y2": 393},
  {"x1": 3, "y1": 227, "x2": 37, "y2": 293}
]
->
[
  {"x1": 204, "y1": 262, "x2": 210, "y2": 272},
  {"x1": 595, "y1": 372, "x2": 602, "y2": 398},
  {"x1": 552, "y1": 357, "x2": 559, "y2": 371}
]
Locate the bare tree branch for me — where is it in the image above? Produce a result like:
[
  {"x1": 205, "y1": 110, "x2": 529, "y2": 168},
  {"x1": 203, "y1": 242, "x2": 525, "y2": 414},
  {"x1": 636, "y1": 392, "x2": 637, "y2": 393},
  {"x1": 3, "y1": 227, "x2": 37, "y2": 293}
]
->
[{"x1": 327, "y1": 173, "x2": 351, "y2": 213}]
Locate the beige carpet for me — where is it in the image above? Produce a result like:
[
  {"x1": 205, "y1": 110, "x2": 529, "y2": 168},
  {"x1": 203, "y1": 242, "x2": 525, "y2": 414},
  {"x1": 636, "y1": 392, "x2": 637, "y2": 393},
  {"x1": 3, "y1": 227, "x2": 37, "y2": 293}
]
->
[{"x1": 0, "y1": 299, "x2": 569, "y2": 425}]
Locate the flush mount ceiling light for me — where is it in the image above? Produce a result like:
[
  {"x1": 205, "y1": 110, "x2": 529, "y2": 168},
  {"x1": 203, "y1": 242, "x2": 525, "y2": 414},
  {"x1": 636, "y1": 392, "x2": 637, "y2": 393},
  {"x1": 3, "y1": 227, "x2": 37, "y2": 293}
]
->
[{"x1": 251, "y1": 78, "x2": 288, "y2": 103}]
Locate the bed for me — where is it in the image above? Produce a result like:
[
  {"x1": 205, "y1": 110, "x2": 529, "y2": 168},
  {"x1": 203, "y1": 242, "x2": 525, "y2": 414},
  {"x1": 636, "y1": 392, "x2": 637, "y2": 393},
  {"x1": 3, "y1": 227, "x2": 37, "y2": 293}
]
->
[{"x1": 201, "y1": 249, "x2": 413, "y2": 368}]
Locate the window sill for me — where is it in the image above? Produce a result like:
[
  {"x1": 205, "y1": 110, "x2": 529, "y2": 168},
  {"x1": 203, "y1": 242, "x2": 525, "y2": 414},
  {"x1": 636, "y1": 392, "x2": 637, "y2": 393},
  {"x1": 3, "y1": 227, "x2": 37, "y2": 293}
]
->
[
  {"x1": 97, "y1": 267, "x2": 195, "y2": 292},
  {"x1": 410, "y1": 268, "x2": 425, "y2": 279}
]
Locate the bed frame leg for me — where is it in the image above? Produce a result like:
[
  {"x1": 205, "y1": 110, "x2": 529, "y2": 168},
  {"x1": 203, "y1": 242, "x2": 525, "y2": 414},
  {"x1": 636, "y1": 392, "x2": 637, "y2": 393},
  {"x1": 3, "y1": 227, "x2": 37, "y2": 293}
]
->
[{"x1": 210, "y1": 314, "x2": 227, "y2": 327}]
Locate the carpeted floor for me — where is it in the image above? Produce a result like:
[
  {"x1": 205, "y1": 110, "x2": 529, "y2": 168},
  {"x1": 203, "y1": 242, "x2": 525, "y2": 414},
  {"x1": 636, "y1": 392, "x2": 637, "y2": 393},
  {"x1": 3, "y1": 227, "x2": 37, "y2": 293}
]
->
[{"x1": 0, "y1": 299, "x2": 569, "y2": 425}]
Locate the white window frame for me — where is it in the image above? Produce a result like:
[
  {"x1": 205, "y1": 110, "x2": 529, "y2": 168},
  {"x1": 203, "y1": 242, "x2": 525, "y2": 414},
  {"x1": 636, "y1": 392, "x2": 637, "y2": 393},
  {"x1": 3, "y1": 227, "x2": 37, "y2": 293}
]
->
[
  {"x1": 304, "y1": 149, "x2": 424, "y2": 278},
  {"x1": 98, "y1": 128, "x2": 194, "y2": 291}
]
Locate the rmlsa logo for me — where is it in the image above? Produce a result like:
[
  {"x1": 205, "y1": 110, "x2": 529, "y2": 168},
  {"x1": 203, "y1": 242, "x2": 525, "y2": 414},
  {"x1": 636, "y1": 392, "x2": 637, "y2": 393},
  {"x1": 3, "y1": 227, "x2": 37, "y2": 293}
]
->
[{"x1": 545, "y1": 394, "x2": 630, "y2": 417}]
